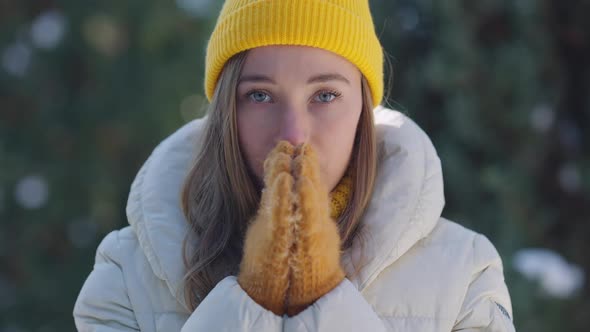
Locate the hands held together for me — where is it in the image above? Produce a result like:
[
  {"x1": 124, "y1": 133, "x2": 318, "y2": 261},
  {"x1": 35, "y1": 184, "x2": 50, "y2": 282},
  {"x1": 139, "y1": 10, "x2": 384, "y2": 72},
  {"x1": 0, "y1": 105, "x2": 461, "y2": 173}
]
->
[{"x1": 238, "y1": 141, "x2": 345, "y2": 317}]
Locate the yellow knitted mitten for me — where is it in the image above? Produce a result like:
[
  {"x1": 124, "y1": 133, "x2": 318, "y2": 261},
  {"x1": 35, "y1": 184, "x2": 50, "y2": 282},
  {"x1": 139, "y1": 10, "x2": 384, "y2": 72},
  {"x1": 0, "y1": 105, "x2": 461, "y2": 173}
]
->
[
  {"x1": 237, "y1": 141, "x2": 295, "y2": 316},
  {"x1": 237, "y1": 141, "x2": 345, "y2": 317},
  {"x1": 286, "y1": 143, "x2": 346, "y2": 316}
]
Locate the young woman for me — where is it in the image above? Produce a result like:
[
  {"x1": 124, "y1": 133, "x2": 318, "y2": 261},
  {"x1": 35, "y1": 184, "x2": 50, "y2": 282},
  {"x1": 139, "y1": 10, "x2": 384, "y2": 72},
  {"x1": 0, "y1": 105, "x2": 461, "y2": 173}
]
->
[{"x1": 74, "y1": 1, "x2": 515, "y2": 331}]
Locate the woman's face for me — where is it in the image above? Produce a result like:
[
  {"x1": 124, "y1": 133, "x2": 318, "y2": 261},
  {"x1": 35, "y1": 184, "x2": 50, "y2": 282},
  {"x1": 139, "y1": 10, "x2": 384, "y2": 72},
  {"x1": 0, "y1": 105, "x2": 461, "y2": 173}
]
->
[{"x1": 236, "y1": 45, "x2": 363, "y2": 191}]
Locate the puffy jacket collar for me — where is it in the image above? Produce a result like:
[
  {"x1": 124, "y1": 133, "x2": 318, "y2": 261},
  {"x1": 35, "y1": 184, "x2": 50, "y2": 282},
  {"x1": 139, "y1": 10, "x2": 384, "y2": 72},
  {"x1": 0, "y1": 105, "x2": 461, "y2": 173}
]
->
[
  {"x1": 125, "y1": 106, "x2": 445, "y2": 306},
  {"x1": 341, "y1": 106, "x2": 445, "y2": 291}
]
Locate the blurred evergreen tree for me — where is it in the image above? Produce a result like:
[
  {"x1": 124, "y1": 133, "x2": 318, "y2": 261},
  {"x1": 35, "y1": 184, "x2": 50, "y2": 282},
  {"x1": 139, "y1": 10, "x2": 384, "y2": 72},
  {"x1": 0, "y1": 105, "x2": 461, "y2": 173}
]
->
[
  {"x1": 371, "y1": 0, "x2": 589, "y2": 331},
  {"x1": 0, "y1": 0, "x2": 587, "y2": 331},
  {"x1": 0, "y1": 0, "x2": 217, "y2": 330}
]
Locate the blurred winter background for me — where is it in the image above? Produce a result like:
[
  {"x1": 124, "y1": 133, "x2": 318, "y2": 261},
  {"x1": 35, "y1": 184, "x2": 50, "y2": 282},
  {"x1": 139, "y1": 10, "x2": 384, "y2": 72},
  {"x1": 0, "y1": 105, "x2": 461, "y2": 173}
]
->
[{"x1": 0, "y1": 0, "x2": 589, "y2": 331}]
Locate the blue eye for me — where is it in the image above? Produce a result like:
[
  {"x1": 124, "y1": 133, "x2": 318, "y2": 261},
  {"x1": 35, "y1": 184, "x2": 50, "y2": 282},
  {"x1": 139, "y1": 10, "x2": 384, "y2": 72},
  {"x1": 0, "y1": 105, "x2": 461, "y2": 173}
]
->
[
  {"x1": 314, "y1": 90, "x2": 341, "y2": 103},
  {"x1": 247, "y1": 91, "x2": 272, "y2": 103}
]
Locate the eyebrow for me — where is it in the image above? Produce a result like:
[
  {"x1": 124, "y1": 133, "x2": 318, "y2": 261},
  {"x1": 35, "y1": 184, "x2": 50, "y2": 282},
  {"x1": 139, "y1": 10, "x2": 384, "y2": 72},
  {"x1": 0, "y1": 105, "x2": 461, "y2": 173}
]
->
[
  {"x1": 238, "y1": 73, "x2": 350, "y2": 85},
  {"x1": 308, "y1": 73, "x2": 350, "y2": 85}
]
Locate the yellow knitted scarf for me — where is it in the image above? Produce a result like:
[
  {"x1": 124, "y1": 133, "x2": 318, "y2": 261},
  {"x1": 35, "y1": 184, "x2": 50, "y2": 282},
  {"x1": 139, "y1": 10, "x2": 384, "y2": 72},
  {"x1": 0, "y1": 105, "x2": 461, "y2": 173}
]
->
[{"x1": 329, "y1": 173, "x2": 353, "y2": 220}]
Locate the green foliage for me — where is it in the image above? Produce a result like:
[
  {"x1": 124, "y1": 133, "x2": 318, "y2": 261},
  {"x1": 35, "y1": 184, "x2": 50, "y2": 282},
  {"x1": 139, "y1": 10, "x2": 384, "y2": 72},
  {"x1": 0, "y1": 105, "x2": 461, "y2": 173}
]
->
[
  {"x1": 371, "y1": 0, "x2": 590, "y2": 331},
  {"x1": 0, "y1": 0, "x2": 588, "y2": 331}
]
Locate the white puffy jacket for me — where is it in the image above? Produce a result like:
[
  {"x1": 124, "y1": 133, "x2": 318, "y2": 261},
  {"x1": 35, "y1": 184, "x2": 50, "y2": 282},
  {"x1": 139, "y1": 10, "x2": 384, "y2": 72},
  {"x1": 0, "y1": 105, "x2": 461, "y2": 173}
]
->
[{"x1": 74, "y1": 106, "x2": 515, "y2": 331}]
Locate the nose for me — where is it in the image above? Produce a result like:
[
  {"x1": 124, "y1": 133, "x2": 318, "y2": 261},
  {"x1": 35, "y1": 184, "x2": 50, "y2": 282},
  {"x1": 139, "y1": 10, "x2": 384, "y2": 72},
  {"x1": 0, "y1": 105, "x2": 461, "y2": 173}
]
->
[{"x1": 278, "y1": 106, "x2": 308, "y2": 146}]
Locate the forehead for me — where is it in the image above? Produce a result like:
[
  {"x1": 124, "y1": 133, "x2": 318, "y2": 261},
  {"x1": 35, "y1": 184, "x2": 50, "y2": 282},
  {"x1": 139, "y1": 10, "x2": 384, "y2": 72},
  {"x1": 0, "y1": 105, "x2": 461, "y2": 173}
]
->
[{"x1": 241, "y1": 45, "x2": 360, "y2": 78}]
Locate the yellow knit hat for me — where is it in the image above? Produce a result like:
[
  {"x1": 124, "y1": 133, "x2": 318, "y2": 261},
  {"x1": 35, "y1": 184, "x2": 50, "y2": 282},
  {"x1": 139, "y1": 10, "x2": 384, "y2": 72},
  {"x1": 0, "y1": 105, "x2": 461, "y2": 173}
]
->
[{"x1": 204, "y1": 0, "x2": 384, "y2": 106}]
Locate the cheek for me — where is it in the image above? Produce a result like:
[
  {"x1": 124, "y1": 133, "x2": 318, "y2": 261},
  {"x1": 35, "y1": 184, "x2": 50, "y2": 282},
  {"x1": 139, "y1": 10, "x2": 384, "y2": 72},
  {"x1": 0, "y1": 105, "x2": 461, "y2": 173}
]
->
[
  {"x1": 237, "y1": 113, "x2": 271, "y2": 180},
  {"x1": 313, "y1": 108, "x2": 362, "y2": 190}
]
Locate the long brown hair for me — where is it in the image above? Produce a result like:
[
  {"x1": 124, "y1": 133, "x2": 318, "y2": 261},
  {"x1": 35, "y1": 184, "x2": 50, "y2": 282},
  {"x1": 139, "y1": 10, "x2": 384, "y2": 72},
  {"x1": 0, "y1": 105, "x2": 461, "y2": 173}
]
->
[{"x1": 181, "y1": 50, "x2": 378, "y2": 311}]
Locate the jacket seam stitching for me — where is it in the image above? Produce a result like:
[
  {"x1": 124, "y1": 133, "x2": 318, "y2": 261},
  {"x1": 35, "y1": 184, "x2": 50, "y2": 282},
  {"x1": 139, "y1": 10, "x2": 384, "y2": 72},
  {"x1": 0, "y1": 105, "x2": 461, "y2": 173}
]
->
[
  {"x1": 379, "y1": 315, "x2": 454, "y2": 320},
  {"x1": 113, "y1": 231, "x2": 145, "y2": 331}
]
